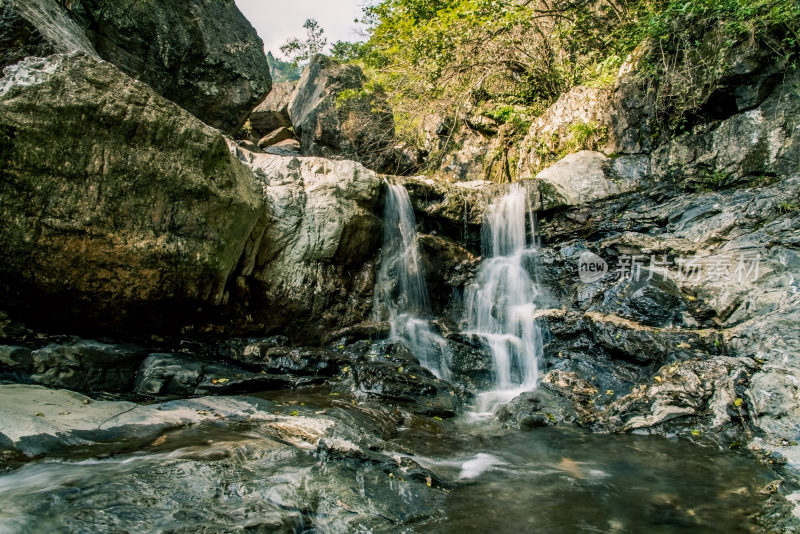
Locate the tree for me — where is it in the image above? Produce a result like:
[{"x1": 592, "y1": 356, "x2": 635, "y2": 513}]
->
[
  {"x1": 280, "y1": 18, "x2": 328, "y2": 68},
  {"x1": 331, "y1": 40, "x2": 371, "y2": 63},
  {"x1": 267, "y1": 52, "x2": 301, "y2": 83}
]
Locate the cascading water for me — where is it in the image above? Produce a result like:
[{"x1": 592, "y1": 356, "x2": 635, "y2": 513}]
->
[
  {"x1": 464, "y1": 183, "x2": 544, "y2": 416},
  {"x1": 374, "y1": 182, "x2": 451, "y2": 379}
]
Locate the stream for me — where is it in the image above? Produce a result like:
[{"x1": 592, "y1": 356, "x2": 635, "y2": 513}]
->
[{"x1": 0, "y1": 389, "x2": 776, "y2": 533}]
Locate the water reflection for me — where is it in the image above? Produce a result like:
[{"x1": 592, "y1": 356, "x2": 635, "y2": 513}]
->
[{"x1": 0, "y1": 392, "x2": 777, "y2": 533}]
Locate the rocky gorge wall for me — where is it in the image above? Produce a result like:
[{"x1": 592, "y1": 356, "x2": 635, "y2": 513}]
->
[
  {"x1": 0, "y1": 0, "x2": 386, "y2": 342},
  {"x1": 0, "y1": 0, "x2": 799, "y2": 512}
]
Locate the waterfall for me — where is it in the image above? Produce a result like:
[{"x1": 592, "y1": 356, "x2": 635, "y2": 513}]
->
[
  {"x1": 464, "y1": 183, "x2": 543, "y2": 415},
  {"x1": 374, "y1": 182, "x2": 451, "y2": 379}
]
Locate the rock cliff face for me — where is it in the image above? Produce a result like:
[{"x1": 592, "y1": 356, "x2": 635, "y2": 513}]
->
[
  {"x1": 67, "y1": 0, "x2": 272, "y2": 135},
  {"x1": 0, "y1": 0, "x2": 387, "y2": 341},
  {"x1": 0, "y1": 0, "x2": 799, "y2": 498},
  {"x1": 227, "y1": 146, "x2": 384, "y2": 340},
  {"x1": 0, "y1": 0, "x2": 96, "y2": 67},
  {"x1": 289, "y1": 54, "x2": 395, "y2": 171}
]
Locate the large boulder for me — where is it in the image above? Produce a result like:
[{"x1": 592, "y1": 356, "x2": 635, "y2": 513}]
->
[
  {"x1": 249, "y1": 80, "x2": 295, "y2": 136},
  {"x1": 0, "y1": 0, "x2": 97, "y2": 68},
  {"x1": 289, "y1": 54, "x2": 395, "y2": 171},
  {"x1": 67, "y1": 0, "x2": 271, "y2": 135},
  {"x1": 0, "y1": 54, "x2": 266, "y2": 333},
  {"x1": 230, "y1": 147, "x2": 384, "y2": 341},
  {"x1": 531, "y1": 151, "x2": 642, "y2": 210}
]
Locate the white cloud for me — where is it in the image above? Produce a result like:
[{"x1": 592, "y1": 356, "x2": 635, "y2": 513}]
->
[{"x1": 235, "y1": 0, "x2": 368, "y2": 57}]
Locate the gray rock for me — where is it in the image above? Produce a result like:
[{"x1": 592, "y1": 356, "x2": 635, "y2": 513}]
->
[
  {"x1": 533, "y1": 151, "x2": 641, "y2": 209},
  {"x1": 28, "y1": 339, "x2": 147, "y2": 392},
  {"x1": 0, "y1": 54, "x2": 266, "y2": 334},
  {"x1": 231, "y1": 148, "x2": 384, "y2": 341},
  {"x1": 651, "y1": 72, "x2": 800, "y2": 188},
  {"x1": 516, "y1": 86, "x2": 614, "y2": 179},
  {"x1": 497, "y1": 384, "x2": 581, "y2": 429},
  {"x1": 134, "y1": 353, "x2": 287, "y2": 396},
  {"x1": 257, "y1": 126, "x2": 295, "y2": 149},
  {"x1": 0, "y1": 345, "x2": 32, "y2": 372},
  {"x1": 0, "y1": 384, "x2": 387, "y2": 460},
  {"x1": 134, "y1": 354, "x2": 205, "y2": 396},
  {"x1": 68, "y1": 0, "x2": 271, "y2": 135},
  {"x1": 0, "y1": 0, "x2": 97, "y2": 69},
  {"x1": 595, "y1": 274, "x2": 687, "y2": 327},
  {"x1": 288, "y1": 54, "x2": 395, "y2": 171},
  {"x1": 2, "y1": 339, "x2": 147, "y2": 392},
  {"x1": 264, "y1": 138, "x2": 301, "y2": 156},
  {"x1": 249, "y1": 80, "x2": 295, "y2": 135}
]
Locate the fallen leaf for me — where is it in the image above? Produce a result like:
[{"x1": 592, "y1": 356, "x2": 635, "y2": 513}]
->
[
  {"x1": 34, "y1": 412, "x2": 44, "y2": 417},
  {"x1": 336, "y1": 499, "x2": 358, "y2": 513},
  {"x1": 58, "y1": 411, "x2": 71, "y2": 416},
  {"x1": 734, "y1": 398, "x2": 744, "y2": 407},
  {"x1": 557, "y1": 458, "x2": 584, "y2": 479},
  {"x1": 151, "y1": 435, "x2": 167, "y2": 447}
]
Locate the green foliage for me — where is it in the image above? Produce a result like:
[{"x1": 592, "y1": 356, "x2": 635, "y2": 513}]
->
[
  {"x1": 331, "y1": 41, "x2": 371, "y2": 63},
  {"x1": 481, "y1": 105, "x2": 531, "y2": 134},
  {"x1": 280, "y1": 18, "x2": 328, "y2": 68},
  {"x1": 237, "y1": 119, "x2": 253, "y2": 140},
  {"x1": 266, "y1": 52, "x2": 300, "y2": 83},
  {"x1": 626, "y1": 0, "x2": 800, "y2": 131},
  {"x1": 565, "y1": 122, "x2": 607, "y2": 152},
  {"x1": 353, "y1": 0, "x2": 799, "y2": 175}
]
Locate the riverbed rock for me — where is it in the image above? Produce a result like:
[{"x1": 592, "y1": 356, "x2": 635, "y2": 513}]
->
[
  {"x1": 0, "y1": 384, "x2": 284, "y2": 456},
  {"x1": 67, "y1": 0, "x2": 271, "y2": 135},
  {"x1": 26, "y1": 339, "x2": 148, "y2": 392},
  {"x1": 134, "y1": 353, "x2": 287, "y2": 396},
  {"x1": 288, "y1": 54, "x2": 395, "y2": 171}
]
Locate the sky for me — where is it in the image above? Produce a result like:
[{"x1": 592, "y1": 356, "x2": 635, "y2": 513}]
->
[{"x1": 235, "y1": 0, "x2": 369, "y2": 58}]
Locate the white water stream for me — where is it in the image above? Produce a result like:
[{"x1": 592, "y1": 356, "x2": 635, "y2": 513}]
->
[
  {"x1": 374, "y1": 182, "x2": 451, "y2": 379},
  {"x1": 463, "y1": 183, "x2": 544, "y2": 416},
  {"x1": 376, "y1": 182, "x2": 542, "y2": 414}
]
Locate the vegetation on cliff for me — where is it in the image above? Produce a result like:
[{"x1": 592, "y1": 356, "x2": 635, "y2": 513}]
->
[{"x1": 332, "y1": 0, "x2": 799, "y2": 177}]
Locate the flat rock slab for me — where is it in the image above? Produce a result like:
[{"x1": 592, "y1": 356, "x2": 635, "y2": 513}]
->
[{"x1": 0, "y1": 384, "x2": 284, "y2": 456}]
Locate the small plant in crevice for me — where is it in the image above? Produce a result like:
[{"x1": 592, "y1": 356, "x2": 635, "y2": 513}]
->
[{"x1": 237, "y1": 119, "x2": 253, "y2": 140}]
